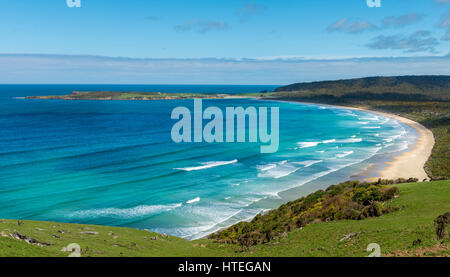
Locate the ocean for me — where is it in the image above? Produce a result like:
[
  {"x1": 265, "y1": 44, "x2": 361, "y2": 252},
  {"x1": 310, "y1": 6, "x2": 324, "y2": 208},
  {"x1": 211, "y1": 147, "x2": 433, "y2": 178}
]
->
[{"x1": 0, "y1": 84, "x2": 417, "y2": 239}]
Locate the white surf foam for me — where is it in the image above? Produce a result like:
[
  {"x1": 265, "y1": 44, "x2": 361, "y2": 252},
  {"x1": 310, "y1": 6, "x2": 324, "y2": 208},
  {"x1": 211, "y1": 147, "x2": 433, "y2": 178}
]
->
[
  {"x1": 337, "y1": 138, "x2": 363, "y2": 143},
  {"x1": 338, "y1": 110, "x2": 358, "y2": 117},
  {"x1": 297, "y1": 141, "x2": 320, "y2": 148},
  {"x1": 362, "y1": 126, "x2": 381, "y2": 129},
  {"x1": 70, "y1": 203, "x2": 182, "y2": 219},
  {"x1": 258, "y1": 160, "x2": 322, "y2": 179},
  {"x1": 296, "y1": 137, "x2": 361, "y2": 149},
  {"x1": 181, "y1": 207, "x2": 260, "y2": 240},
  {"x1": 175, "y1": 159, "x2": 238, "y2": 171},
  {"x1": 292, "y1": 160, "x2": 323, "y2": 168},
  {"x1": 260, "y1": 166, "x2": 299, "y2": 179},
  {"x1": 296, "y1": 139, "x2": 336, "y2": 149},
  {"x1": 380, "y1": 118, "x2": 390, "y2": 124},
  {"x1": 257, "y1": 163, "x2": 278, "y2": 172},
  {"x1": 336, "y1": 151, "x2": 354, "y2": 158},
  {"x1": 186, "y1": 197, "x2": 201, "y2": 204},
  {"x1": 256, "y1": 160, "x2": 288, "y2": 172}
]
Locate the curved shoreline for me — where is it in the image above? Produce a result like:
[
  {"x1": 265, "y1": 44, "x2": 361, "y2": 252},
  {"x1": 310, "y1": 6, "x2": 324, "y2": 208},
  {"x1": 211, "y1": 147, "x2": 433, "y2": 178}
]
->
[
  {"x1": 195, "y1": 100, "x2": 436, "y2": 240},
  {"x1": 346, "y1": 108, "x2": 434, "y2": 181},
  {"x1": 5, "y1": 97, "x2": 437, "y2": 241},
  {"x1": 267, "y1": 100, "x2": 435, "y2": 181}
]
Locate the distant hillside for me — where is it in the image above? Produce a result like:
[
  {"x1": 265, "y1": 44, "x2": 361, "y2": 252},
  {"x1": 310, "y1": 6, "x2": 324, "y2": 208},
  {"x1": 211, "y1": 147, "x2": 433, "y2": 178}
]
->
[
  {"x1": 274, "y1": 76, "x2": 450, "y2": 101},
  {"x1": 269, "y1": 75, "x2": 449, "y2": 180}
]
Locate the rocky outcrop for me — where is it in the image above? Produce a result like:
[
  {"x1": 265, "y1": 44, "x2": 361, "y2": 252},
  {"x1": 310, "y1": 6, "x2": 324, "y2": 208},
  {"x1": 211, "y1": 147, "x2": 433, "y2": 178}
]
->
[{"x1": 434, "y1": 212, "x2": 450, "y2": 240}]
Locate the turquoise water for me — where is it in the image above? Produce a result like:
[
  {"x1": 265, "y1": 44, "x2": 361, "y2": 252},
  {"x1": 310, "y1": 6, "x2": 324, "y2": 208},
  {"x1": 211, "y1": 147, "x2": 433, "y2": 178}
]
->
[{"x1": 0, "y1": 85, "x2": 416, "y2": 239}]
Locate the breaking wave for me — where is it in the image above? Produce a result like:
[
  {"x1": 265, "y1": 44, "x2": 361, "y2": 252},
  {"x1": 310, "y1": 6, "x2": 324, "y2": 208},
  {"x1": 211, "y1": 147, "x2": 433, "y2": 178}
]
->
[
  {"x1": 336, "y1": 151, "x2": 354, "y2": 158},
  {"x1": 70, "y1": 203, "x2": 182, "y2": 219},
  {"x1": 186, "y1": 197, "x2": 201, "y2": 204},
  {"x1": 175, "y1": 159, "x2": 238, "y2": 171}
]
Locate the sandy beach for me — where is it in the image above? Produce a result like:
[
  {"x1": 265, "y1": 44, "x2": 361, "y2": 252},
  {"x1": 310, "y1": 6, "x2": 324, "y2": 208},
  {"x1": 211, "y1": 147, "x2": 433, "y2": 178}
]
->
[
  {"x1": 357, "y1": 109, "x2": 434, "y2": 181},
  {"x1": 264, "y1": 99, "x2": 435, "y2": 182},
  {"x1": 316, "y1": 104, "x2": 435, "y2": 181}
]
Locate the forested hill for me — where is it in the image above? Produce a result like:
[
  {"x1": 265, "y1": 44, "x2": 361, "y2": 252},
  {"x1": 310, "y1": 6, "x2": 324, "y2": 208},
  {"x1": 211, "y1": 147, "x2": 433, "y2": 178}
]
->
[{"x1": 274, "y1": 76, "x2": 450, "y2": 101}]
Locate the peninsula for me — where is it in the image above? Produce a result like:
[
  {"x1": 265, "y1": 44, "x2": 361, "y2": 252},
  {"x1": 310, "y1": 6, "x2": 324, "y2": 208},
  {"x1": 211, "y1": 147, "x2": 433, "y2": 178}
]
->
[{"x1": 26, "y1": 91, "x2": 240, "y2": 101}]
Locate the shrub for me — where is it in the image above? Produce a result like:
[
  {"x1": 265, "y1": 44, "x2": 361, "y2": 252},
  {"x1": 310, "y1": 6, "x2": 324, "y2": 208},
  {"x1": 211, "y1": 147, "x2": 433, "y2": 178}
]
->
[
  {"x1": 352, "y1": 186, "x2": 382, "y2": 205},
  {"x1": 360, "y1": 202, "x2": 383, "y2": 218},
  {"x1": 381, "y1": 186, "x2": 399, "y2": 201},
  {"x1": 208, "y1": 179, "x2": 401, "y2": 246}
]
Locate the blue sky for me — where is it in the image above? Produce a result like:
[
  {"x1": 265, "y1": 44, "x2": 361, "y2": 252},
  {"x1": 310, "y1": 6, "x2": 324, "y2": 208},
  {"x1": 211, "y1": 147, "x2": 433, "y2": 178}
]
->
[{"x1": 1, "y1": 0, "x2": 449, "y2": 84}]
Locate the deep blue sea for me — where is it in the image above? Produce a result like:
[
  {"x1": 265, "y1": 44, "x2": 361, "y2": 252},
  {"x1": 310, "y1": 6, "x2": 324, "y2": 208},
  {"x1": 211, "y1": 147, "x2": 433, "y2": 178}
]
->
[{"x1": 0, "y1": 85, "x2": 417, "y2": 239}]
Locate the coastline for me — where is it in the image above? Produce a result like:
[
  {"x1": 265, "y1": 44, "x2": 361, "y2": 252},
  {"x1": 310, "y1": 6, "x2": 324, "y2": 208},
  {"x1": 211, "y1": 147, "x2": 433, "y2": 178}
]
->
[
  {"x1": 264, "y1": 99, "x2": 435, "y2": 182},
  {"x1": 7, "y1": 96, "x2": 437, "y2": 241},
  {"x1": 316, "y1": 103, "x2": 434, "y2": 181},
  {"x1": 197, "y1": 99, "x2": 437, "y2": 240},
  {"x1": 24, "y1": 93, "x2": 435, "y2": 182},
  {"x1": 353, "y1": 109, "x2": 434, "y2": 181}
]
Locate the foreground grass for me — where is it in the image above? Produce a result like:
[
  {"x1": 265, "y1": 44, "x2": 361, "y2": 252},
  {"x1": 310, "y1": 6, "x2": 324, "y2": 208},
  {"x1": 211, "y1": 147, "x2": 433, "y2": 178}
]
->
[
  {"x1": 237, "y1": 180, "x2": 449, "y2": 257},
  {"x1": 1, "y1": 181, "x2": 448, "y2": 257},
  {"x1": 0, "y1": 220, "x2": 233, "y2": 257}
]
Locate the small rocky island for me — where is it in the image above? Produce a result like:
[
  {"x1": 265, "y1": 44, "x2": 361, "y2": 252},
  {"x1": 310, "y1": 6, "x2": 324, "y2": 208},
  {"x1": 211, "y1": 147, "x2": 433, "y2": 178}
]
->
[{"x1": 26, "y1": 91, "x2": 240, "y2": 100}]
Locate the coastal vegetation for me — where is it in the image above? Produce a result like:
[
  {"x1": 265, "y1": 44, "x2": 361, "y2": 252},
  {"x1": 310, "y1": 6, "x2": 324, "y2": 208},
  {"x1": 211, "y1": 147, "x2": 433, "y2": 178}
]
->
[
  {"x1": 208, "y1": 179, "x2": 405, "y2": 248},
  {"x1": 273, "y1": 76, "x2": 450, "y2": 101},
  {"x1": 1, "y1": 180, "x2": 449, "y2": 257}
]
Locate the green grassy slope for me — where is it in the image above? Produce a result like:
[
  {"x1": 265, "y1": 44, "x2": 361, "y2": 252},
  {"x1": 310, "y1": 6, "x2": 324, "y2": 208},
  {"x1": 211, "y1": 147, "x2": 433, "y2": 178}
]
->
[
  {"x1": 0, "y1": 220, "x2": 232, "y2": 257},
  {"x1": 1, "y1": 180, "x2": 448, "y2": 257},
  {"x1": 239, "y1": 180, "x2": 449, "y2": 257}
]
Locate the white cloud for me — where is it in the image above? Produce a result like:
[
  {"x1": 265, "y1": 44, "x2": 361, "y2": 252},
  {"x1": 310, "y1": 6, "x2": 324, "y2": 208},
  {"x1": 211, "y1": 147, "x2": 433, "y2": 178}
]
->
[
  {"x1": 439, "y1": 9, "x2": 450, "y2": 40},
  {"x1": 367, "y1": 31, "x2": 440, "y2": 53},
  {"x1": 382, "y1": 13, "x2": 422, "y2": 28},
  {"x1": 237, "y1": 3, "x2": 267, "y2": 22},
  {"x1": 327, "y1": 18, "x2": 376, "y2": 33},
  {"x1": 175, "y1": 20, "x2": 228, "y2": 33},
  {"x1": 1, "y1": 54, "x2": 449, "y2": 84}
]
